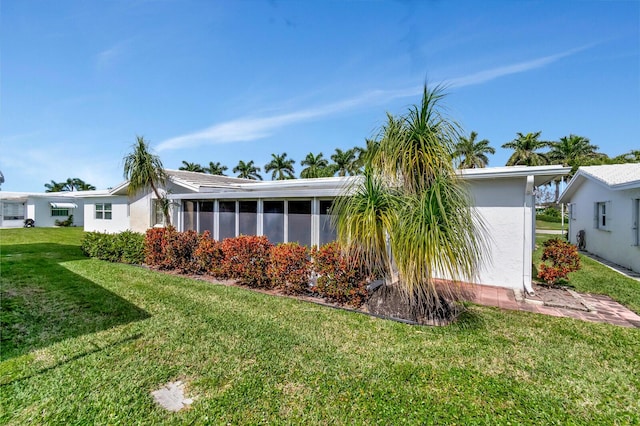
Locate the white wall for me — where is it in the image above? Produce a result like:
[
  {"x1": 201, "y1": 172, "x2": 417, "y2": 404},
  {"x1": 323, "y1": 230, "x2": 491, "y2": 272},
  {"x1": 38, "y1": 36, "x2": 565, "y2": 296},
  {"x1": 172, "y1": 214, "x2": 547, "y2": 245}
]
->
[
  {"x1": 466, "y1": 178, "x2": 528, "y2": 289},
  {"x1": 28, "y1": 198, "x2": 85, "y2": 228},
  {"x1": 83, "y1": 196, "x2": 130, "y2": 233},
  {"x1": 568, "y1": 181, "x2": 640, "y2": 273}
]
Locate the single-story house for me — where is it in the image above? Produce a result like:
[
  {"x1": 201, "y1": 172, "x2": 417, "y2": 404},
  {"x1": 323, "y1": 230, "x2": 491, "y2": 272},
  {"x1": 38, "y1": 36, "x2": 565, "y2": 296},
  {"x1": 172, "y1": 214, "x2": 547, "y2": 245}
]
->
[
  {"x1": 81, "y1": 165, "x2": 570, "y2": 293},
  {"x1": 559, "y1": 163, "x2": 640, "y2": 274},
  {"x1": 0, "y1": 191, "x2": 100, "y2": 228}
]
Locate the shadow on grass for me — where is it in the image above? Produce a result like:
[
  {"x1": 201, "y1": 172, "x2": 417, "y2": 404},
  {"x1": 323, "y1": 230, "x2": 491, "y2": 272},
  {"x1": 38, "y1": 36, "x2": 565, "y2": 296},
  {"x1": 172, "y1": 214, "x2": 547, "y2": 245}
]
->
[{"x1": 0, "y1": 243, "x2": 150, "y2": 361}]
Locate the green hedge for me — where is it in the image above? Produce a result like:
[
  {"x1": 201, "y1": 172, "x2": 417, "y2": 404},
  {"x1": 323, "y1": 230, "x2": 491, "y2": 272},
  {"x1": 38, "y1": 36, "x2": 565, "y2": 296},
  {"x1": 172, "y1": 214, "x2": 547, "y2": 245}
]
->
[
  {"x1": 536, "y1": 214, "x2": 563, "y2": 223},
  {"x1": 81, "y1": 230, "x2": 145, "y2": 264}
]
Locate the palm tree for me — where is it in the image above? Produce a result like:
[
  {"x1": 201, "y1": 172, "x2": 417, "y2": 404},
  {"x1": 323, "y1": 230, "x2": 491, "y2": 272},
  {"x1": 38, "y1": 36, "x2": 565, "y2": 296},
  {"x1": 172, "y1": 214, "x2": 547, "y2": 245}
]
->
[
  {"x1": 44, "y1": 180, "x2": 66, "y2": 192},
  {"x1": 331, "y1": 148, "x2": 358, "y2": 177},
  {"x1": 502, "y1": 132, "x2": 550, "y2": 166},
  {"x1": 336, "y1": 84, "x2": 488, "y2": 322},
  {"x1": 68, "y1": 178, "x2": 96, "y2": 191},
  {"x1": 548, "y1": 134, "x2": 599, "y2": 201},
  {"x1": 300, "y1": 152, "x2": 333, "y2": 178},
  {"x1": 264, "y1": 153, "x2": 296, "y2": 180},
  {"x1": 549, "y1": 134, "x2": 599, "y2": 170},
  {"x1": 179, "y1": 161, "x2": 206, "y2": 173},
  {"x1": 233, "y1": 160, "x2": 263, "y2": 180},
  {"x1": 44, "y1": 178, "x2": 95, "y2": 192},
  {"x1": 453, "y1": 131, "x2": 495, "y2": 169},
  {"x1": 354, "y1": 139, "x2": 380, "y2": 172},
  {"x1": 206, "y1": 161, "x2": 228, "y2": 176},
  {"x1": 123, "y1": 136, "x2": 171, "y2": 225}
]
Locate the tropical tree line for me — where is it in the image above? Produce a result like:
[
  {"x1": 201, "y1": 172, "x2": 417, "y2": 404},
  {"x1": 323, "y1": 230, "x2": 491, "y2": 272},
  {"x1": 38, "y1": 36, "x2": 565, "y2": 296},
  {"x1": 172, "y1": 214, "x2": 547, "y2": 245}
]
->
[
  {"x1": 44, "y1": 178, "x2": 96, "y2": 192},
  {"x1": 177, "y1": 133, "x2": 638, "y2": 181}
]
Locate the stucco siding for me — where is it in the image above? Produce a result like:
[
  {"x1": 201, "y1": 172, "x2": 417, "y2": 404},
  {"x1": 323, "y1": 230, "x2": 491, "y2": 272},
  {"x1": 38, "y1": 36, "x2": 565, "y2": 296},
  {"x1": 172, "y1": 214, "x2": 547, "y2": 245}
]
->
[
  {"x1": 464, "y1": 178, "x2": 528, "y2": 289},
  {"x1": 568, "y1": 182, "x2": 640, "y2": 273},
  {"x1": 83, "y1": 196, "x2": 130, "y2": 233}
]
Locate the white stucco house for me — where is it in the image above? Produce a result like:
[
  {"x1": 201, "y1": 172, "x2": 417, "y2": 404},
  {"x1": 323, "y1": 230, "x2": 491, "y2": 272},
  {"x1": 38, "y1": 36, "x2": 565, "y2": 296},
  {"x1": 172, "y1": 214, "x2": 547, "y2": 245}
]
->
[
  {"x1": 0, "y1": 191, "x2": 102, "y2": 228},
  {"x1": 559, "y1": 163, "x2": 640, "y2": 274},
  {"x1": 79, "y1": 165, "x2": 570, "y2": 293}
]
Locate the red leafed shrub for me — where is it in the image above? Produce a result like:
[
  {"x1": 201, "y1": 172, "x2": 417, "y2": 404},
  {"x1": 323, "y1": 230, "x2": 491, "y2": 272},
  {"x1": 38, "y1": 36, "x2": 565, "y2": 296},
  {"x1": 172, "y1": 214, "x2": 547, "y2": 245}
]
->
[
  {"x1": 268, "y1": 243, "x2": 312, "y2": 294},
  {"x1": 537, "y1": 238, "x2": 581, "y2": 285},
  {"x1": 221, "y1": 235, "x2": 273, "y2": 287},
  {"x1": 311, "y1": 242, "x2": 370, "y2": 307},
  {"x1": 144, "y1": 227, "x2": 203, "y2": 273},
  {"x1": 193, "y1": 231, "x2": 224, "y2": 276},
  {"x1": 164, "y1": 229, "x2": 201, "y2": 272},
  {"x1": 144, "y1": 227, "x2": 174, "y2": 267}
]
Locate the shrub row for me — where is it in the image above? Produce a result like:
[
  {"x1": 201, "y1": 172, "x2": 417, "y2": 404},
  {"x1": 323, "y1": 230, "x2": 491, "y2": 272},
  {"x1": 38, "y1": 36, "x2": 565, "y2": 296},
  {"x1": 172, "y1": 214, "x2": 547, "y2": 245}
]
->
[
  {"x1": 143, "y1": 228, "x2": 370, "y2": 307},
  {"x1": 536, "y1": 214, "x2": 563, "y2": 223},
  {"x1": 537, "y1": 238, "x2": 581, "y2": 286},
  {"x1": 81, "y1": 230, "x2": 145, "y2": 264}
]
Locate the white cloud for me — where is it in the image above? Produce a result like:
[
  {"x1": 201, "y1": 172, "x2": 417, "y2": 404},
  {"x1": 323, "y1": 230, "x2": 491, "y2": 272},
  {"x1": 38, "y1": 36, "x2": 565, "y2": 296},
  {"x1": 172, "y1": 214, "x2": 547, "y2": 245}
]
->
[
  {"x1": 447, "y1": 44, "x2": 594, "y2": 88},
  {"x1": 157, "y1": 45, "x2": 592, "y2": 151}
]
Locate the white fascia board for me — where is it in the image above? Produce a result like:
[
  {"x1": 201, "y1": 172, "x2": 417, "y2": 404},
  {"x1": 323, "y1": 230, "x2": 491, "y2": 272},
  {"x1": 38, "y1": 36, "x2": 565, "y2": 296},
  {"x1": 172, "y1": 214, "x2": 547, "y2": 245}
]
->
[
  {"x1": 109, "y1": 181, "x2": 130, "y2": 195},
  {"x1": 609, "y1": 180, "x2": 640, "y2": 191},
  {"x1": 236, "y1": 177, "x2": 355, "y2": 191},
  {"x1": 167, "y1": 188, "x2": 347, "y2": 200}
]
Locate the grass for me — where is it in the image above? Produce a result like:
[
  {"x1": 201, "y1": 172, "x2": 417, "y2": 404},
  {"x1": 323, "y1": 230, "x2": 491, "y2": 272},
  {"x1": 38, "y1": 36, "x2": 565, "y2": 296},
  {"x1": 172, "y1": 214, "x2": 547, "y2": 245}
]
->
[
  {"x1": 535, "y1": 219, "x2": 567, "y2": 231},
  {"x1": 534, "y1": 234, "x2": 640, "y2": 313},
  {"x1": 1, "y1": 228, "x2": 639, "y2": 424}
]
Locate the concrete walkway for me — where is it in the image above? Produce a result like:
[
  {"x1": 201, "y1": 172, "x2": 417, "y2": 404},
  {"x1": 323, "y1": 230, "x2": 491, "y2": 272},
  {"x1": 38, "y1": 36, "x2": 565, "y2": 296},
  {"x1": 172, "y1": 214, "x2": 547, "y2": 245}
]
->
[
  {"x1": 578, "y1": 251, "x2": 640, "y2": 281},
  {"x1": 471, "y1": 285, "x2": 640, "y2": 328}
]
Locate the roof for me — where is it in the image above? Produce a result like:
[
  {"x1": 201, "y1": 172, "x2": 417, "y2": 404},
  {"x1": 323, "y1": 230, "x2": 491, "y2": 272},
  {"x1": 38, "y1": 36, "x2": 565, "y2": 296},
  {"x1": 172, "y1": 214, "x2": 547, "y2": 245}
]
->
[
  {"x1": 0, "y1": 191, "x2": 107, "y2": 200},
  {"x1": 166, "y1": 165, "x2": 571, "y2": 200},
  {"x1": 559, "y1": 163, "x2": 640, "y2": 203},
  {"x1": 109, "y1": 169, "x2": 252, "y2": 195},
  {"x1": 458, "y1": 165, "x2": 570, "y2": 187},
  {"x1": 166, "y1": 169, "x2": 251, "y2": 189}
]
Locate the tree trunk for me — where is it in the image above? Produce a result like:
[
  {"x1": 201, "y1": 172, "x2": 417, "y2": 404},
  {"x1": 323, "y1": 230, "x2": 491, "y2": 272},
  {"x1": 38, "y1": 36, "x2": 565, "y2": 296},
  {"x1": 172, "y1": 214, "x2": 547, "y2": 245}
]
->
[{"x1": 150, "y1": 182, "x2": 172, "y2": 227}]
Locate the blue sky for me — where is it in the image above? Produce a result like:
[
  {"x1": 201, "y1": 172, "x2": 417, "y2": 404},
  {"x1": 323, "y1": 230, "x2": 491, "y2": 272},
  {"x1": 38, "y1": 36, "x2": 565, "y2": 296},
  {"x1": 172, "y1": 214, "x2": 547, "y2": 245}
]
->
[{"x1": 1, "y1": 0, "x2": 639, "y2": 192}]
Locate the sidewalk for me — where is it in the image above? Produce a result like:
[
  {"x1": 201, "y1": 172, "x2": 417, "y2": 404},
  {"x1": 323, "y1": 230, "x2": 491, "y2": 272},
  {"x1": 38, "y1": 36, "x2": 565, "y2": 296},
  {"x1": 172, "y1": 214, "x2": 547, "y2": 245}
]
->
[{"x1": 471, "y1": 284, "x2": 640, "y2": 328}]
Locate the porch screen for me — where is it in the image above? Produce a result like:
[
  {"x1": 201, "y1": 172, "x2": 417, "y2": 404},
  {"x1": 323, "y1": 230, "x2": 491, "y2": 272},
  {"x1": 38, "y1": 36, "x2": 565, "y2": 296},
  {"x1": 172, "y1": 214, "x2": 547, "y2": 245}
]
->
[
  {"x1": 219, "y1": 201, "x2": 236, "y2": 240},
  {"x1": 183, "y1": 201, "x2": 196, "y2": 231},
  {"x1": 319, "y1": 200, "x2": 337, "y2": 246},
  {"x1": 288, "y1": 200, "x2": 311, "y2": 246},
  {"x1": 263, "y1": 201, "x2": 284, "y2": 243},
  {"x1": 239, "y1": 201, "x2": 257, "y2": 236},
  {"x1": 198, "y1": 201, "x2": 214, "y2": 235}
]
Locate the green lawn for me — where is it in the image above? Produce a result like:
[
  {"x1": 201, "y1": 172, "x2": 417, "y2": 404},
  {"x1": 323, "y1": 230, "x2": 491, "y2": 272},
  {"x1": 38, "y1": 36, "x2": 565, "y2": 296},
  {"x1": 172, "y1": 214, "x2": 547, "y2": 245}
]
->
[
  {"x1": 535, "y1": 219, "x2": 567, "y2": 231},
  {"x1": 2, "y1": 228, "x2": 639, "y2": 424}
]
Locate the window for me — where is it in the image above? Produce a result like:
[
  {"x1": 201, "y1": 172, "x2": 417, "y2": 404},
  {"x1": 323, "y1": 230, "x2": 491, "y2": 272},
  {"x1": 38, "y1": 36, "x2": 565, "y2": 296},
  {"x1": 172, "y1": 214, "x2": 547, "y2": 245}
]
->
[
  {"x1": 594, "y1": 201, "x2": 610, "y2": 230},
  {"x1": 2, "y1": 202, "x2": 24, "y2": 220},
  {"x1": 51, "y1": 208, "x2": 69, "y2": 217},
  {"x1": 95, "y1": 203, "x2": 112, "y2": 220},
  {"x1": 153, "y1": 200, "x2": 166, "y2": 226}
]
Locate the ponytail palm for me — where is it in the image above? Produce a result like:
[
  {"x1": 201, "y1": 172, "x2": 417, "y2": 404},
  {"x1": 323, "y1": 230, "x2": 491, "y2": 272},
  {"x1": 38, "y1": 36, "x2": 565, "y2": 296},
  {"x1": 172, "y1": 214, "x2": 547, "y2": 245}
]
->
[
  {"x1": 333, "y1": 169, "x2": 399, "y2": 279},
  {"x1": 336, "y1": 84, "x2": 489, "y2": 321}
]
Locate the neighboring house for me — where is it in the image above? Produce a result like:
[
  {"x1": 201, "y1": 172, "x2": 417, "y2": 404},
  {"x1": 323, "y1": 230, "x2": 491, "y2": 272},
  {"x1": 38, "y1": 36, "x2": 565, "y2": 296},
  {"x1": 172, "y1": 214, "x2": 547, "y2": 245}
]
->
[
  {"x1": 83, "y1": 166, "x2": 570, "y2": 293},
  {"x1": 559, "y1": 163, "x2": 640, "y2": 274},
  {"x1": 0, "y1": 191, "x2": 94, "y2": 228}
]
